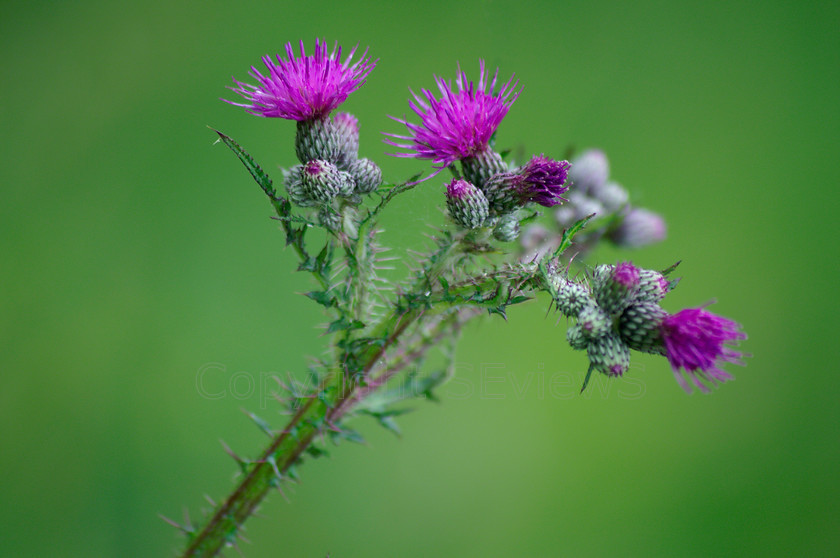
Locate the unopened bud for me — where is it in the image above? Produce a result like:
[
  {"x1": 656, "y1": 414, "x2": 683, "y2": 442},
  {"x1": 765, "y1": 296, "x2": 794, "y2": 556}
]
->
[
  {"x1": 554, "y1": 278, "x2": 593, "y2": 318},
  {"x1": 284, "y1": 165, "x2": 316, "y2": 207},
  {"x1": 445, "y1": 179, "x2": 489, "y2": 229},
  {"x1": 332, "y1": 112, "x2": 359, "y2": 169},
  {"x1": 587, "y1": 332, "x2": 631, "y2": 377},
  {"x1": 635, "y1": 268, "x2": 670, "y2": 303},
  {"x1": 566, "y1": 324, "x2": 588, "y2": 350},
  {"x1": 568, "y1": 192, "x2": 605, "y2": 220},
  {"x1": 317, "y1": 205, "x2": 341, "y2": 232},
  {"x1": 569, "y1": 149, "x2": 609, "y2": 196},
  {"x1": 295, "y1": 118, "x2": 341, "y2": 164},
  {"x1": 594, "y1": 181, "x2": 629, "y2": 211},
  {"x1": 301, "y1": 159, "x2": 344, "y2": 203},
  {"x1": 578, "y1": 304, "x2": 612, "y2": 339},
  {"x1": 482, "y1": 172, "x2": 520, "y2": 213},
  {"x1": 609, "y1": 207, "x2": 667, "y2": 248},
  {"x1": 493, "y1": 213, "x2": 520, "y2": 242},
  {"x1": 593, "y1": 261, "x2": 640, "y2": 316},
  {"x1": 461, "y1": 148, "x2": 507, "y2": 189},
  {"x1": 618, "y1": 301, "x2": 668, "y2": 355},
  {"x1": 348, "y1": 158, "x2": 382, "y2": 194}
]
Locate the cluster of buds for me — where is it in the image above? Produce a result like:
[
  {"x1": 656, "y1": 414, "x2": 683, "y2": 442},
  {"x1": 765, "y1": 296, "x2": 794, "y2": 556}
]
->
[
  {"x1": 386, "y1": 63, "x2": 570, "y2": 241},
  {"x1": 225, "y1": 40, "x2": 382, "y2": 231},
  {"x1": 553, "y1": 262, "x2": 746, "y2": 393},
  {"x1": 289, "y1": 112, "x2": 383, "y2": 206},
  {"x1": 554, "y1": 149, "x2": 666, "y2": 249},
  {"x1": 444, "y1": 154, "x2": 572, "y2": 240}
]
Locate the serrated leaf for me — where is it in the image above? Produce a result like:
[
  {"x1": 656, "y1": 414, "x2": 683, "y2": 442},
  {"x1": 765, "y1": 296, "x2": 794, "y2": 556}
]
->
[
  {"x1": 508, "y1": 295, "x2": 532, "y2": 305},
  {"x1": 661, "y1": 260, "x2": 681, "y2": 277},
  {"x1": 487, "y1": 306, "x2": 508, "y2": 319},
  {"x1": 377, "y1": 415, "x2": 402, "y2": 436},
  {"x1": 553, "y1": 213, "x2": 595, "y2": 258},
  {"x1": 330, "y1": 427, "x2": 366, "y2": 445},
  {"x1": 213, "y1": 129, "x2": 276, "y2": 200},
  {"x1": 315, "y1": 243, "x2": 332, "y2": 274},
  {"x1": 326, "y1": 317, "x2": 365, "y2": 334}
]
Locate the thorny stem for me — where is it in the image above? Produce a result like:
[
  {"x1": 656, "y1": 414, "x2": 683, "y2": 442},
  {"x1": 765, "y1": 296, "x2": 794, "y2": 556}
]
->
[
  {"x1": 181, "y1": 234, "x2": 465, "y2": 557},
  {"x1": 182, "y1": 324, "x2": 410, "y2": 556}
]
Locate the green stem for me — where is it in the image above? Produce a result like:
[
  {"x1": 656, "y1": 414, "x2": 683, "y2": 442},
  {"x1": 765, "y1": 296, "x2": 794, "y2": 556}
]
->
[
  {"x1": 181, "y1": 332, "x2": 396, "y2": 556},
  {"x1": 181, "y1": 233, "x2": 467, "y2": 557}
]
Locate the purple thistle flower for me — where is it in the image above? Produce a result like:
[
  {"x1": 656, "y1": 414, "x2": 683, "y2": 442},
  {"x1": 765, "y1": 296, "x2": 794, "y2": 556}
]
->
[
  {"x1": 225, "y1": 39, "x2": 375, "y2": 121},
  {"x1": 661, "y1": 307, "x2": 747, "y2": 393},
  {"x1": 385, "y1": 61, "x2": 521, "y2": 178},
  {"x1": 609, "y1": 207, "x2": 667, "y2": 248},
  {"x1": 516, "y1": 155, "x2": 570, "y2": 207}
]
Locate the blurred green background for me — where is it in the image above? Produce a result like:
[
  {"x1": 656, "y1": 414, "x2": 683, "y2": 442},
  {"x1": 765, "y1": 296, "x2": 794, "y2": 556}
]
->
[{"x1": 2, "y1": 0, "x2": 838, "y2": 556}]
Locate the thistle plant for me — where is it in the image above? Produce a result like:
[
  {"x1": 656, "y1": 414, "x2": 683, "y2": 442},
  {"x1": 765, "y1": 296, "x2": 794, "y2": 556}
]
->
[{"x1": 174, "y1": 39, "x2": 748, "y2": 556}]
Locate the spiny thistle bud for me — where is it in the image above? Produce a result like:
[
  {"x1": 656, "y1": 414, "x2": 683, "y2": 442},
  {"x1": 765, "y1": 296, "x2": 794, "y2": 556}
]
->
[
  {"x1": 332, "y1": 112, "x2": 360, "y2": 169},
  {"x1": 301, "y1": 159, "x2": 345, "y2": 203},
  {"x1": 566, "y1": 324, "x2": 588, "y2": 350},
  {"x1": 618, "y1": 301, "x2": 668, "y2": 355},
  {"x1": 592, "y1": 264, "x2": 614, "y2": 288},
  {"x1": 593, "y1": 261, "x2": 640, "y2": 316},
  {"x1": 635, "y1": 268, "x2": 670, "y2": 303},
  {"x1": 587, "y1": 332, "x2": 631, "y2": 377},
  {"x1": 348, "y1": 158, "x2": 382, "y2": 194},
  {"x1": 482, "y1": 172, "x2": 520, "y2": 213},
  {"x1": 284, "y1": 165, "x2": 317, "y2": 207},
  {"x1": 445, "y1": 179, "x2": 489, "y2": 229},
  {"x1": 295, "y1": 118, "x2": 341, "y2": 164},
  {"x1": 492, "y1": 213, "x2": 520, "y2": 242},
  {"x1": 609, "y1": 207, "x2": 667, "y2": 248},
  {"x1": 554, "y1": 278, "x2": 593, "y2": 318},
  {"x1": 461, "y1": 148, "x2": 508, "y2": 189},
  {"x1": 569, "y1": 149, "x2": 609, "y2": 196},
  {"x1": 317, "y1": 205, "x2": 341, "y2": 232},
  {"x1": 337, "y1": 170, "x2": 355, "y2": 197},
  {"x1": 595, "y1": 181, "x2": 629, "y2": 211},
  {"x1": 577, "y1": 304, "x2": 612, "y2": 339}
]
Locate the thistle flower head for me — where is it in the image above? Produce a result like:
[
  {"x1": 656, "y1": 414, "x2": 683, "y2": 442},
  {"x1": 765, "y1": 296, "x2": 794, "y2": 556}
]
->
[
  {"x1": 386, "y1": 61, "x2": 521, "y2": 177},
  {"x1": 225, "y1": 39, "x2": 375, "y2": 121},
  {"x1": 514, "y1": 155, "x2": 571, "y2": 207},
  {"x1": 661, "y1": 306, "x2": 747, "y2": 393}
]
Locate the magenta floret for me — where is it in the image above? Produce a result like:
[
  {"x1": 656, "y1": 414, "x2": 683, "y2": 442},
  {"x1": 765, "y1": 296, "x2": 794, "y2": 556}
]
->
[
  {"x1": 385, "y1": 61, "x2": 521, "y2": 177},
  {"x1": 225, "y1": 39, "x2": 375, "y2": 121},
  {"x1": 662, "y1": 307, "x2": 747, "y2": 393}
]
